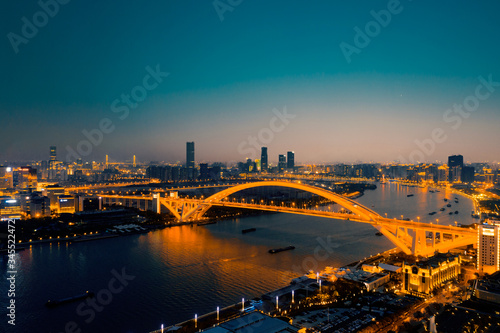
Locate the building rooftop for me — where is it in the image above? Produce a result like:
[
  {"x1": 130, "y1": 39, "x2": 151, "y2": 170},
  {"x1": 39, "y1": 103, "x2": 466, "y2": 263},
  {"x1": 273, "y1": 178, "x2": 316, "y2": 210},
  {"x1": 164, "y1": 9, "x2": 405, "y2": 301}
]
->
[
  {"x1": 203, "y1": 312, "x2": 297, "y2": 333},
  {"x1": 415, "y1": 252, "x2": 458, "y2": 269}
]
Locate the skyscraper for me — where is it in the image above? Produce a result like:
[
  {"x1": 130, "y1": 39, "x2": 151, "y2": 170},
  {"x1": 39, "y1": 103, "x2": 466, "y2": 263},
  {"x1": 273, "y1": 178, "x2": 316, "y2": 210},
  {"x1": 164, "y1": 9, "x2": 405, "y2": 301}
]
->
[
  {"x1": 287, "y1": 151, "x2": 295, "y2": 170},
  {"x1": 260, "y1": 147, "x2": 268, "y2": 172},
  {"x1": 186, "y1": 142, "x2": 195, "y2": 179},
  {"x1": 278, "y1": 154, "x2": 286, "y2": 172},
  {"x1": 448, "y1": 155, "x2": 463, "y2": 183},
  {"x1": 478, "y1": 222, "x2": 500, "y2": 274},
  {"x1": 50, "y1": 146, "x2": 57, "y2": 161}
]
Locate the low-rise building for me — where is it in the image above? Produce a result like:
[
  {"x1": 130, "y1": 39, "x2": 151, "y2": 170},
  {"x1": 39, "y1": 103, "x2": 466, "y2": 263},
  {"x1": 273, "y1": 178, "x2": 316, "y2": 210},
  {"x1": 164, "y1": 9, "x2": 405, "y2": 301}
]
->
[{"x1": 202, "y1": 311, "x2": 298, "y2": 332}]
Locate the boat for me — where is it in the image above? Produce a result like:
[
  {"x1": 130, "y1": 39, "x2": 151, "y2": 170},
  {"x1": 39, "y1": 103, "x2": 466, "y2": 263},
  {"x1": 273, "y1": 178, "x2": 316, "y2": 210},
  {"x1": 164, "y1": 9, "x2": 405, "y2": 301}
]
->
[
  {"x1": 407, "y1": 194, "x2": 414, "y2": 197},
  {"x1": 449, "y1": 212, "x2": 453, "y2": 215},
  {"x1": 429, "y1": 212, "x2": 437, "y2": 215},
  {"x1": 447, "y1": 204, "x2": 452, "y2": 207},
  {"x1": 375, "y1": 232, "x2": 383, "y2": 236},
  {"x1": 46, "y1": 291, "x2": 94, "y2": 308},
  {"x1": 242, "y1": 228, "x2": 256, "y2": 234},
  {"x1": 444, "y1": 198, "x2": 448, "y2": 202},
  {"x1": 269, "y1": 246, "x2": 295, "y2": 254},
  {"x1": 429, "y1": 190, "x2": 435, "y2": 193},
  {"x1": 440, "y1": 208, "x2": 445, "y2": 211},
  {"x1": 455, "y1": 211, "x2": 459, "y2": 214}
]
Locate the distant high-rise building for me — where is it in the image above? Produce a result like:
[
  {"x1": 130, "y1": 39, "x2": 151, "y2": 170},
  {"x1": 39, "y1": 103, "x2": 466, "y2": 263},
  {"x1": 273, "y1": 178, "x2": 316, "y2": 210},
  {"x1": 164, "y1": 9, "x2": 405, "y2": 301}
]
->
[
  {"x1": 260, "y1": 147, "x2": 268, "y2": 172},
  {"x1": 186, "y1": 142, "x2": 195, "y2": 179},
  {"x1": 478, "y1": 222, "x2": 500, "y2": 274},
  {"x1": 199, "y1": 163, "x2": 209, "y2": 180},
  {"x1": 278, "y1": 154, "x2": 286, "y2": 172},
  {"x1": 133, "y1": 155, "x2": 136, "y2": 168},
  {"x1": 14, "y1": 167, "x2": 37, "y2": 190},
  {"x1": 50, "y1": 146, "x2": 57, "y2": 161},
  {"x1": 287, "y1": 151, "x2": 295, "y2": 170},
  {"x1": 462, "y1": 166, "x2": 475, "y2": 183},
  {"x1": 448, "y1": 155, "x2": 463, "y2": 183}
]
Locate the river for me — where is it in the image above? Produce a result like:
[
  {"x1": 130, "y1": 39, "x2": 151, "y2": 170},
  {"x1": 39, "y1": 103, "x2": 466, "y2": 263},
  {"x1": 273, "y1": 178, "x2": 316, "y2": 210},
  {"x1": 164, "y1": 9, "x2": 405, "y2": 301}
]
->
[{"x1": 0, "y1": 182, "x2": 475, "y2": 333}]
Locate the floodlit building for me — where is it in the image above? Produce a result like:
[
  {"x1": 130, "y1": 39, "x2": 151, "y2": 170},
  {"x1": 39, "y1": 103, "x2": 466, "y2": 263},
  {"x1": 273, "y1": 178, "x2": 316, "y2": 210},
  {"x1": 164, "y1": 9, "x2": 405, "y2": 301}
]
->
[
  {"x1": 478, "y1": 222, "x2": 500, "y2": 274},
  {"x1": 402, "y1": 253, "x2": 460, "y2": 296}
]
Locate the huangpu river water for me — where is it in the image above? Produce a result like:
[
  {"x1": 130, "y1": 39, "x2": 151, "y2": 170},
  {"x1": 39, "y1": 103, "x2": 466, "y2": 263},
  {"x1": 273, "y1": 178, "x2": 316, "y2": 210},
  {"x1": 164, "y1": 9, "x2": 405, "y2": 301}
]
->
[{"x1": 0, "y1": 182, "x2": 475, "y2": 333}]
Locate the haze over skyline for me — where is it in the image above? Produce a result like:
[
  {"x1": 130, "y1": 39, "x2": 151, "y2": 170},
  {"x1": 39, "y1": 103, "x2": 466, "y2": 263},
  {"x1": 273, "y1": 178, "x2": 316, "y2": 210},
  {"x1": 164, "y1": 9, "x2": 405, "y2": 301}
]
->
[{"x1": 2, "y1": 1, "x2": 500, "y2": 164}]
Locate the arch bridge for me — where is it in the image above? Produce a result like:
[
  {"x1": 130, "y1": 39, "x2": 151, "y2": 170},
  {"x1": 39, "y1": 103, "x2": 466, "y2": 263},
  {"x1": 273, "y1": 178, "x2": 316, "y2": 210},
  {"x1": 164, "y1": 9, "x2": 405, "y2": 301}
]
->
[{"x1": 99, "y1": 180, "x2": 477, "y2": 257}]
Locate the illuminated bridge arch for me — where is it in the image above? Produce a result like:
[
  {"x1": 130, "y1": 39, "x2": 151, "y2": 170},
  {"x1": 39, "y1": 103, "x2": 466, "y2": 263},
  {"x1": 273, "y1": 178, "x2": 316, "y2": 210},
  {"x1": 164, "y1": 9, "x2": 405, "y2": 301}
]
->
[
  {"x1": 202, "y1": 180, "x2": 381, "y2": 221},
  {"x1": 89, "y1": 180, "x2": 471, "y2": 256}
]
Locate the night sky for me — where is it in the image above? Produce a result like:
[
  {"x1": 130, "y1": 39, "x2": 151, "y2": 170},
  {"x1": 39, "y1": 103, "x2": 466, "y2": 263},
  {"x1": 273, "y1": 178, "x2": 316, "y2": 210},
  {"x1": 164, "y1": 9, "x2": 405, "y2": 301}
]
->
[{"x1": 1, "y1": 0, "x2": 500, "y2": 164}]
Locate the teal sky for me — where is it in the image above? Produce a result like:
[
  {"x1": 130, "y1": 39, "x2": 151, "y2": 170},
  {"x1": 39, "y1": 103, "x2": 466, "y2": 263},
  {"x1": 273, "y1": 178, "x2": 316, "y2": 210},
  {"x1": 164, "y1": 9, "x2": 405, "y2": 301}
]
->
[{"x1": 1, "y1": 0, "x2": 500, "y2": 164}]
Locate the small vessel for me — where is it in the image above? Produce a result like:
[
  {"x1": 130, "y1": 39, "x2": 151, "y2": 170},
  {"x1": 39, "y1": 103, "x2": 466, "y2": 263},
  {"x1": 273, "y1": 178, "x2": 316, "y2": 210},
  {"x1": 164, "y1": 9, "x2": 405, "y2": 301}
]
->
[
  {"x1": 407, "y1": 194, "x2": 414, "y2": 197},
  {"x1": 429, "y1": 212, "x2": 437, "y2": 215},
  {"x1": 455, "y1": 211, "x2": 459, "y2": 214},
  {"x1": 375, "y1": 232, "x2": 383, "y2": 236},
  {"x1": 444, "y1": 198, "x2": 448, "y2": 202},
  {"x1": 447, "y1": 204, "x2": 452, "y2": 207},
  {"x1": 429, "y1": 190, "x2": 435, "y2": 193},
  {"x1": 449, "y1": 212, "x2": 453, "y2": 215},
  {"x1": 269, "y1": 246, "x2": 295, "y2": 254},
  {"x1": 46, "y1": 291, "x2": 94, "y2": 308},
  {"x1": 242, "y1": 228, "x2": 256, "y2": 234},
  {"x1": 440, "y1": 208, "x2": 445, "y2": 211}
]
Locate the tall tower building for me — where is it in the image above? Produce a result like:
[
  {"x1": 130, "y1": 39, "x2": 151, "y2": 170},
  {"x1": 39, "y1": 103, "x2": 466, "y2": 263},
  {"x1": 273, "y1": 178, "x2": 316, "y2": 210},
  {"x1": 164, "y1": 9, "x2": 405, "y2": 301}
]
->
[
  {"x1": 50, "y1": 146, "x2": 57, "y2": 162},
  {"x1": 260, "y1": 147, "x2": 268, "y2": 172},
  {"x1": 287, "y1": 151, "x2": 295, "y2": 170},
  {"x1": 278, "y1": 154, "x2": 286, "y2": 172},
  {"x1": 448, "y1": 155, "x2": 463, "y2": 183},
  {"x1": 186, "y1": 142, "x2": 195, "y2": 179},
  {"x1": 478, "y1": 222, "x2": 500, "y2": 274},
  {"x1": 133, "y1": 155, "x2": 136, "y2": 168}
]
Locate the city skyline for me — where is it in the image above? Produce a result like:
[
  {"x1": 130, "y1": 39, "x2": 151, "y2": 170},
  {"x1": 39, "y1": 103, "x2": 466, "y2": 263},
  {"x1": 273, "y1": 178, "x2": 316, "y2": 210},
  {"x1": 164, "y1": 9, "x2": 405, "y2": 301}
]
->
[{"x1": 2, "y1": 1, "x2": 500, "y2": 163}]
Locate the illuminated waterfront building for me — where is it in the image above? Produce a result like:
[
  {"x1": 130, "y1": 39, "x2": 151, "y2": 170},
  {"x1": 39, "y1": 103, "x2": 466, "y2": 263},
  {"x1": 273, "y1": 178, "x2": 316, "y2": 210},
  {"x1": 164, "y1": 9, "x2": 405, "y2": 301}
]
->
[
  {"x1": 478, "y1": 221, "x2": 500, "y2": 274},
  {"x1": 402, "y1": 253, "x2": 460, "y2": 296},
  {"x1": 0, "y1": 198, "x2": 22, "y2": 220}
]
